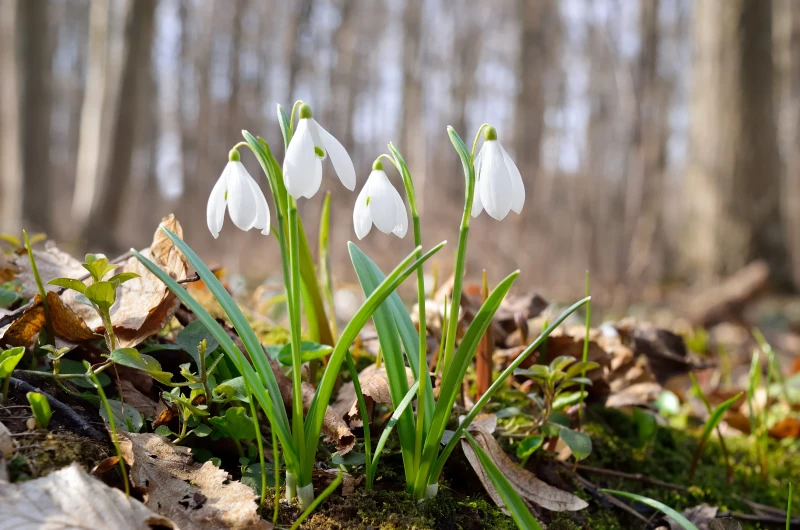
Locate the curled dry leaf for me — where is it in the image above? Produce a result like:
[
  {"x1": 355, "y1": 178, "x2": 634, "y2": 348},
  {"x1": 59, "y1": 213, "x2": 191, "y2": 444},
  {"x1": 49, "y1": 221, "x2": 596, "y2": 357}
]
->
[
  {"x1": 0, "y1": 421, "x2": 12, "y2": 458},
  {"x1": 12, "y1": 241, "x2": 86, "y2": 300},
  {"x1": 344, "y1": 364, "x2": 416, "y2": 428},
  {"x1": 0, "y1": 462, "x2": 176, "y2": 530},
  {"x1": 460, "y1": 416, "x2": 588, "y2": 514},
  {"x1": 121, "y1": 432, "x2": 270, "y2": 530}
]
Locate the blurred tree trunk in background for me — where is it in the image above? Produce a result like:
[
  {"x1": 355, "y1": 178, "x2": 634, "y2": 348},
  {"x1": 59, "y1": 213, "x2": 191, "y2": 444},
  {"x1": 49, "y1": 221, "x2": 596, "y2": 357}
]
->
[
  {"x1": 285, "y1": 0, "x2": 314, "y2": 102},
  {"x1": 19, "y1": 0, "x2": 52, "y2": 234},
  {"x1": 0, "y1": 0, "x2": 23, "y2": 235},
  {"x1": 513, "y1": 0, "x2": 551, "y2": 189},
  {"x1": 685, "y1": 0, "x2": 790, "y2": 286},
  {"x1": 328, "y1": 0, "x2": 359, "y2": 149},
  {"x1": 784, "y1": 1, "x2": 800, "y2": 287},
  {"x1": 72, "y1": 0, "x2": 113, "y2": 241},
  {"x1": 89, "y1": 0, "x2": 157, "y2": 251}
]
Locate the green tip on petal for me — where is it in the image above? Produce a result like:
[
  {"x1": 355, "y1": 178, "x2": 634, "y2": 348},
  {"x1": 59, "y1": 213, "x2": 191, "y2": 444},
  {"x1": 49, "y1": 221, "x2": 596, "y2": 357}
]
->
[
  {"x1": 299, "y1": 103, "x2": 313, "y2": 119},
  {"x1": 372, "y1": 159, "x2": 383, "y2": 171},
  {"x1": 483, "y1": 125, "x2": 498, "y2": 142},
  {"x1": 314, "y1": 146, "x2": 325, "y2": 158},
  {"x1": 228, "y1": 148, "x2": 241, "y2": 162}
]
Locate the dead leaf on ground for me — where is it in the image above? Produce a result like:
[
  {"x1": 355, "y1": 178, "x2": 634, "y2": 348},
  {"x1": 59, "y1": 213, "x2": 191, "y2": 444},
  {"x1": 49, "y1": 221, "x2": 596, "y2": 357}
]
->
[
  {"x1": 317, "y1": 468, "x2": 362, "y2": 496},
  {"x1": 121, "y1": 432, "x2": 270, "y2": 530},
  {"x1": 0, "y1": 420, "x2": 12, "y2": 457},
  {"x1": 460, "y1": 415, "x2": 588, "y2": 514},
  {"x1": 0, "y1": 462, "x2": 176, "y2": 530},
  {"x1": 708, "y1": 519, "x2": 743, "y2": 530},
  {"x1": 12, "y1": 241, "x2": 86, "y2": 300},
  {"x1": 768, "y1": 417, "x2": 800, "y2": 439},
  {"x1": 119, "y1": 379, "x2": 159, "y2": 419},
  {"x1": 344, "y1": 364, "x2": 416, "y2": 428}
]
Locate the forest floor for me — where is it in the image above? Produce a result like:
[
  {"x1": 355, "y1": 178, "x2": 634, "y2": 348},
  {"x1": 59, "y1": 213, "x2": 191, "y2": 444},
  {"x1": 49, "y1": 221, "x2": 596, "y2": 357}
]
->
[{"x1": 0, "y1": 219, "x2": 798, "y2": 530}]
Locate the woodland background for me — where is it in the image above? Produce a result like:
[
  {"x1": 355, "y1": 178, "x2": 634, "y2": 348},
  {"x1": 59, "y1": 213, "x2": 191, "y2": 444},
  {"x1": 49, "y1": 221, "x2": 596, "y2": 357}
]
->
[{"x1": 1, "y1": 0, "x2": 799, "y2": 304}]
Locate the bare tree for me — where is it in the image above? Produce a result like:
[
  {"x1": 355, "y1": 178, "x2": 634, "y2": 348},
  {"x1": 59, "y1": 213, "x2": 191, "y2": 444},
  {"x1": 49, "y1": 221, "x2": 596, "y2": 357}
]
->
[
  {"x1": 0, "y1": 0, "x2": 23, "y2": 235},
  {"x1": 89, "y1": 0, "x2": 157, "y2": 250},
  {"x1": 685, "y1": 0, "x2": 789, "y2": 285}
]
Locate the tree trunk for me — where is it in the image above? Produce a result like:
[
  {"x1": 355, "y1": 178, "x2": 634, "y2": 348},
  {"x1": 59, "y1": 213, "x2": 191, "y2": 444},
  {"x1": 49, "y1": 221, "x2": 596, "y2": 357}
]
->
[
  {"x1": 685, "y1": 0, "x2": 789, "y2": 286},
  {"x1": 18, "y1": 0, "x2": 52, "y2": 233},
  {"x1": 0, "y1": 0, "x2": 23, "y2": 235},
  {"x1": 89, "y1": 0, "x2": 157, "y2": 251}
]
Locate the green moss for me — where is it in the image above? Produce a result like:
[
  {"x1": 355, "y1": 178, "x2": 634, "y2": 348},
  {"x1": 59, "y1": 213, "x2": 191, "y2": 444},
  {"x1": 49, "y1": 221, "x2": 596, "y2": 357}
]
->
[{"x1": 297, "y1": 486, "x2": 517, "y2": 530}]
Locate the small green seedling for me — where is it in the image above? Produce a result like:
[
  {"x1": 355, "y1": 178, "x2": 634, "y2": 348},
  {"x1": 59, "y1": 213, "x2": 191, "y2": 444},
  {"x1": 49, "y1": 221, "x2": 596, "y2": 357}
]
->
[
  {"x1": 0, "y1": 347, "x2": 25, "y2": 403},
  {"x1": 515, "y1": 355, "x2": 598, "y2": 460},
  {"x1": 601, "y1": 490, "x2": 699, "y2": 530},
  {"x1": 49, "y1": 253, "x2": 139, "y2": 351},
  {"x1": 86, "y1": 361, "x2": 129, "y2": 497},
  {"x1": 26, "y1": 392, "x2": 52, "y2": 429},
  {"x1": 689, "y1": 373, "x2": 739, "y2": 481}
]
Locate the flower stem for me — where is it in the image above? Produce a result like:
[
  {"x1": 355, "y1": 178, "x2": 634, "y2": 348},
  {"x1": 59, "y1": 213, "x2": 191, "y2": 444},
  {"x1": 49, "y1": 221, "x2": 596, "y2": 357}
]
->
[
  {"x1": 287, "y1": 197, "x2": 308, "y2": 489},
  {"x1": 248, "y1": 392, "x2": 268, "y2": 514}
]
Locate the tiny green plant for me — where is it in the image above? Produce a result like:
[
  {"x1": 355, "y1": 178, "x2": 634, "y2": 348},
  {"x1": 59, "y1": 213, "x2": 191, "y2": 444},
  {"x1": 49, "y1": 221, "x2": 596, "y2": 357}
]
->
[
  {"x1": 788, "y1": 482, "x2": 793, "y2": 530},
  {"x1": 514, "y1": 356, "x2": 598, "y2": 461},
  {"x1": 688, "y1": 372, "x2": 739, "y2": 481},
  {"x1": 26, "y1": 392, "x2": 52, "y2": 429},
  {"x1": 746, "y1": 349, "x2": 770, "y2": 479},
  {"x1": 24, "y1": 230, "x2": 53, "y2": 348},
  {"x1": 0, "y1": 347, "x2": 25, "y2": 403},
  {"x1": 578, "y1": 269, "x2": 591, "y2": 427},
  {"x1": 48, "y1": 253, "x2": 139, "y2": 351},
  {"x1": 601, "y1": 490, "x2": 699, "y2": 530}
]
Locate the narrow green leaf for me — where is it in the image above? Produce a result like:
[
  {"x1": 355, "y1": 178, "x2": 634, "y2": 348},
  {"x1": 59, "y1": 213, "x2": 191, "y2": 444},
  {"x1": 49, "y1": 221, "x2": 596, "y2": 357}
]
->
[
  {"x1": 466, "y1": 432, "x2": 543, "y2": 530},
  {"x1": 371, "y1": 381, "x2": 420, "y2": 473},
  {"x1": 695, "y1": 392, "x2": 742, "y2": 460},
  {"x1": 26, "y1": 392, "x2": 53, "y2": 429},
  {"x1": 601, "y1": 490, "x2": 699, "y2": 530},
  {"x1": 47, "y1": 277, "x2": 87, "y2": 294}
]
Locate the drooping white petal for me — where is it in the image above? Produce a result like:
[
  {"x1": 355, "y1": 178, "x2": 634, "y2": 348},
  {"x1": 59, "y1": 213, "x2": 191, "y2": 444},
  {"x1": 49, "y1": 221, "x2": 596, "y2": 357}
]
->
[
  {"x1": 227, "y1": 162, "x2": 260, "y2": 230},
  {"x1": 307, "y1": 119, "x2": 326, "y2": 160},
  {"x1": 353, "y1": 179, "x2": 373, "y2": 239},
  {"x1": 206, "y1": 165, "x2": 229, "y2": 238},
  {"x1": 314, "y1": 119, "x2": 356, "y2": 191},
  {"x1": 245, "y1": 171, "x2": 271, "y2": 235},
  {"x1": 366, "y1": 170, "x2": 397, "y2": 234},
  {"x1": 283, "y1": 119, "x2": 318, "y2": 198},
  {"x1": 479, "y1": 141, "x2": 513, "y2": 220},
  {"x1": 470, "y1": 146, "x2": 485, "y2": 217},
  {"x1": 391, "y1": 190, "x2": 408, "y2": 238},
  {"x1": 498, "y1": 142, "x2": 525, "y2": 214},
  {"x1": 302, "y1": 157, "x2": 323, "y2": 199}
]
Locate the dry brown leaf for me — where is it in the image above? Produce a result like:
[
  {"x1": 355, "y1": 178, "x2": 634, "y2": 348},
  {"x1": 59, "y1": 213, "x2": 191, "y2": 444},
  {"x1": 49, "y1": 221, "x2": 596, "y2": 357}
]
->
[
  {"x1": 0, "y1": 298, "x2": 45, "y2": 347},
  {"x1": 605, "y1": 382, "x2": 663, "y2": 409},
  {"x1": 460, "y1": 417, "x2": 588, "y2": 514},
  {"x1": 0, "y1": 462, "x2": 176, "y2": 529},
  {"x1": 119, "y1": 379, "x2": 159, "y2": 419},
  {"x1": 344, "y1": 364, "x2": 416, "y2": 427},
  {"x1": 122, "y1": 432, "x2": 270, "y2": 530},
  {"x1": 768, "y1": 417, "x2": 800, "y2": 439}
]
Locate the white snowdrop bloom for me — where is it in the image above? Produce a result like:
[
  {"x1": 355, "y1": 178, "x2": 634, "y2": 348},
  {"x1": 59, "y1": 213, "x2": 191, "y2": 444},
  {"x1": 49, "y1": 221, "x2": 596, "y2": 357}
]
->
[
  {"x1": 353, "y1": 161, "x2": 408, "y2": 239},
  {"x1": 283, "y1": 103, "x2": 356, "y2": 199},
  {"x1": 206, "y1": 149, "x2": 270, "y2": 239},
  {"x1": 471, "y1": 126, "x2": 525, "y2": 221}
]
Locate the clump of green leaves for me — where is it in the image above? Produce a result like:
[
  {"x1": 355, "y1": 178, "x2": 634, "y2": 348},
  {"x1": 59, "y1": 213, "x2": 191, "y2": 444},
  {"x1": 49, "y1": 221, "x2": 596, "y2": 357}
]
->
[
  {"x1": 49, "y1": 253, "x2": 138, "y2": 350},
  {"x1": 513, "y1": 356, "x2": 598, "y2": 462}
]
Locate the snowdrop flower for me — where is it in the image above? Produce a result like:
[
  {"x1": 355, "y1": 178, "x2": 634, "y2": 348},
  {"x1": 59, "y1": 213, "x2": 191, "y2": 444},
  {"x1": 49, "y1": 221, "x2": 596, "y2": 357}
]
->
[
  {"x1": 206, "y1": 148, "x2": 270, "y2": 239},
  {"x1": 471, "y1": 126, "x2": 525, "y2": 221},
  {"x1": 283, "y1": 103, "x2": 356, "y2": 199},
  {"x1": 353, "y1": 160, "x2": 408, "y2": 239}
]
